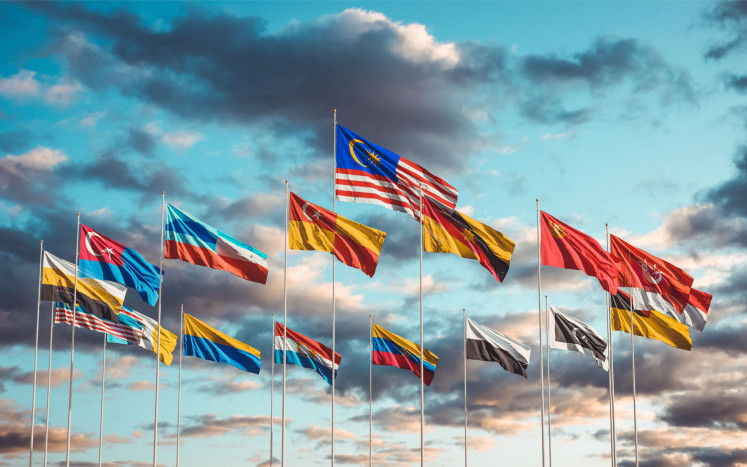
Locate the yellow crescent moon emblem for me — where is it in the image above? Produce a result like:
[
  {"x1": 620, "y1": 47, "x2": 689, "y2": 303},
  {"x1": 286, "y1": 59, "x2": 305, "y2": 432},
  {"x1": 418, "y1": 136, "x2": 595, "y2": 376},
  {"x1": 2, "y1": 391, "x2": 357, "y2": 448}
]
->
[{"x1": 348, "y1": 139, "x2": 370, "y2": 168}]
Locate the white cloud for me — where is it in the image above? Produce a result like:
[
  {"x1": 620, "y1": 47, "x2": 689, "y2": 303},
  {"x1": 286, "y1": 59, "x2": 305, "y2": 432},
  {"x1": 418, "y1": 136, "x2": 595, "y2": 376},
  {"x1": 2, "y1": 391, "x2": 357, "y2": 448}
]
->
[
  {"x1": 0, "y1": 147, "x2": 67, "y2": 176},
  {"x1": 45, "y1": 81, "x2": 83, "y2": 105},
  {"x1": 144, "y1": 122, "x2": 204, "y2": 150},
  {"x1": 0, "y1": 70, "x2": 41, "y2": 98}
]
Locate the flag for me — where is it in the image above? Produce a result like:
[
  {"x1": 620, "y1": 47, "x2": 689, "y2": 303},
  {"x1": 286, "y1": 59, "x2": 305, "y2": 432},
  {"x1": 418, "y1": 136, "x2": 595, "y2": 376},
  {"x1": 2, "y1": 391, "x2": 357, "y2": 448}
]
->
[
  {"x1": 465, "y1": 318, "x2": 531, "y2": 378},
  {"x1": 78, "y1": 224, "x2": 161, "y2": 306},
  {"x1": 540, "y1": 211, "x2": 619, "y2": 294},
  {"x1": 106, "y1": 306, "x2": 178, "y2": 365},
  {"x1": 610, "y1": 290, "x2": 692, "y2": 350},
  {"x1": 55, "y1": 302, "x2": 143, "y2": 343},
  {"x1": 274, "y1": 322, "x2": 341, "y2": 385},
  {"x1": 288, "y1": 192, "x2": 386, "y2": 277},
  {"x1": 548, "y1": 306, "x2": 608, "y2": 370},
  {"x1": 165, "y1": 204, "x2": 269, "y2": 284},
  {"x1": 183, "y1": 313, "x2": 261, "y2": 374},
  {"x1": 610, "y1": 234, "x2": 693, "y2": 313},
  {"x1": 624, "y1": 287, "x2": 711, "y2": 332},
  {"x1": 371, "y1": 323, "x2": 438, "y2": 386},
  {"x1": 41, "y1": 251, "x2": 127, "y2": 323},
  {"x1": 422, "y1": 197, "x2": 515, "y2": 282},
  {"x1": 335, "y1": 124, "x2": 459, "y2": 220}
]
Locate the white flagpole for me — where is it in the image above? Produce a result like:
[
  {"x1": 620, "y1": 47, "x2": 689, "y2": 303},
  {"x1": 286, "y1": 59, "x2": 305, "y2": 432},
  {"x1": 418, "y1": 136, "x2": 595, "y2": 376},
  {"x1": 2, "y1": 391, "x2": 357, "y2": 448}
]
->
[
  {"x1": 271, "y1": 313, "x2": 275, "y2": 467},
  {"x1": 282, "y1": 180, "x2": 288, "y2": 467},
  {"x1": 545, "y1": 296, "x2": 552, "y2": 467},
  {"x1": 177, "y1": 304, "x2": 183, "y2": 467},
  {"x1": 153, "y1": 192, "x2": 166, "y2": 467},
  {"x1": 463, "y1": 308, "x2": 467, "y2": 467},
  {"x1": 65, "y1": 212, "x2": 81, "y2": 467},
  {"x1": 629, "y1": 295, "x2": 638, "y2": 467},
  {"x1": 30, "y1": 240, "x2": 43, "y2": 467},
  {"x1": 535, "y1": 199, "x2": 547, "y2": 467},
  {"x1": 331, "y1": 108, "x2": 337, "y2": 467},
  {"x1": 419, "y1": 184, "x2": 425, "y2": 467},
  {"x1": 368, "y1": 314, "x2": 372, "y2": 467},
  {"x1": 98, "y1": 335, "x2": 106, "y2": 467},
  {"x1": 606, "y1": 224, "x2": 616, "y2": 466},
  {"x1": 44, "y1": 302, "x2": 54, "y2": 467}
]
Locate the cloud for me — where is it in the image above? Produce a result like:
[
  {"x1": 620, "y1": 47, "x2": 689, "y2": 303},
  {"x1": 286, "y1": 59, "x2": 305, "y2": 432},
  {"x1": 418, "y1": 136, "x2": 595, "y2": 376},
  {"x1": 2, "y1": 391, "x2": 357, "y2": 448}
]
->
[
  {"x1": 0, "y1": 147, "x2": 67, "y2": 177},
  {"x1": 0, "y1": 70, "x2": 41, "y2": 98},
  {"x1": 143, "y1": 122, "x2": 204, "y2": 150},
  {"x1": 177, "y1": 413, "x2": 272, "y2": 438},
  {"x1": 704, "y1": 0, "x2": 747, "y2": 60}
]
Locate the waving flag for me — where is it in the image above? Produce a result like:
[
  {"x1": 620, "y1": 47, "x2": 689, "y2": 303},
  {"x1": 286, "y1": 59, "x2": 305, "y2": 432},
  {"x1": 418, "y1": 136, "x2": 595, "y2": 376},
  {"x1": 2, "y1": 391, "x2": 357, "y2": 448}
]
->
[
  {"x1": 372, "y1": 323, "x2": 438, "y2": 386},
  {"x1": 55, "y1": 302, "x2": 143, "y2": 343},
  {"x1": 183, "y1": 313, "x2": 261, "y2": 374},
  {"x1": 540, "y1": 211, "x2": 619, "y2": 294},
  {"x1": 165, "y1": 204, "x2": 269, "y2": 284},
  {"x1": 549, "y1": 306, "x2": 608, "y2": 370},
  {"x1": 288, "y1": 192, "x2": 386, "y2": 277},
  {"x1": 466, "y1": 318, "x2": 531, "y2": 377},
  {"x1": 106, "y1": 307, "x2": 178, "y2": 365},
  {"x1": 274, "y1": 322, "x2": 341, "y2": 384},
  {"x1": 624, "y1": 287, "x2": 711, "y2": 332},
  {"x1": 610, "y1": 290, "x2": 692, "y2": 350},
  {"x1": 78, "y1": 224, "x2": 161, "y2": 306},
  {"x1": 335, "y1": 124, "x2": 458, "y2": 220},
  {"x1": 423, "y1": 197, "x2": 515, "y2": 282}
]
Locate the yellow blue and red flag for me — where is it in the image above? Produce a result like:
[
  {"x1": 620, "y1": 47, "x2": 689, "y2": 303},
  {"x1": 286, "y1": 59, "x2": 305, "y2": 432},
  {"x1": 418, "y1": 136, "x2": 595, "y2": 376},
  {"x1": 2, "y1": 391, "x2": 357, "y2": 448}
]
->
[
  {"x1": 274, "y1": 322, "x2": 341, "y2": 384},
  {"x1": 106, "y1": 306, "x2": 178, "y2": 365},
  {"x1": 372, "y1": 323, "x2": 438, "y2": 386},
  {"x1": 183, "y1": 313, "x2": 261, "y2": 374}
]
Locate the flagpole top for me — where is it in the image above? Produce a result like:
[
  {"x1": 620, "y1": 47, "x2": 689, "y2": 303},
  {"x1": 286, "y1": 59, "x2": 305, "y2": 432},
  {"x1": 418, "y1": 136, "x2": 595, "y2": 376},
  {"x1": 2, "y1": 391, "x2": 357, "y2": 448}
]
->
[
  {"x1": 162, "y1": 191, "x2": 165, "y2": 195},
  {"x1": 40, "y1": 239, "x2": 43, "y2": 245}
]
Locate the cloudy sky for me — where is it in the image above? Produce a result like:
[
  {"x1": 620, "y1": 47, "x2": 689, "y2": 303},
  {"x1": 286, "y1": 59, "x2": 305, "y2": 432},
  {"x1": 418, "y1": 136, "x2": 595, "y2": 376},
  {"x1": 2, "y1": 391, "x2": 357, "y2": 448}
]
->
[{"x1": 1, "y1": 1, "x2": 747, "y2": 466}]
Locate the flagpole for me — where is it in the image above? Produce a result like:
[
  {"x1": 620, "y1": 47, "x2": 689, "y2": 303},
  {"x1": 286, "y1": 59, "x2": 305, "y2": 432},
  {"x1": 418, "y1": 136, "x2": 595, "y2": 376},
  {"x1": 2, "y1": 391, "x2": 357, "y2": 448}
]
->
[
  {"x1": 153, "y1": 191, "x2": 165, "y2": 467},
  {"x1": 331, "y1": 108, "x2": 337, "y2": 467},
  {"x1": 368, "y1": 314, "x2": 372, "y2": 467},
  {"x1": 536, "y1": 199, "x2": 547, "y2": 467},
  {"x1": 177, "y1": 304, "x2": 183, "y2": 467},
  {"x1": 419, "y1": 184, "x2": 425, "y2": 467},
  {"x1": 282, "y1": 180, "x2": 288, "y2": 467},
  {"x1": 29, "y1": 240, "x2": 43, "y2": 467},
  {"x1": 545, "y1": 295, "x2": 552, "y2": 467},
  {"x1": 65, "y1": 212, "x2": 81, "y2": 467},
  {"x1": 606, "y1": 224, "x2": 617, "y2": 466},
  {"x1": 629, "y1": 293, "x2": 638, "y2": 467},
  {"x1": 98, "y1": 335, "x2": 106, "y2": 467},
  {"x1": 271, "y1": 313, "x2": 275, "y2": 467},
  {"x1": 463, "y1": 308, "x2": 467, "y2": 467},
  {"x1": 44, "y1": 302, "x2": 54, "y2": 467}
]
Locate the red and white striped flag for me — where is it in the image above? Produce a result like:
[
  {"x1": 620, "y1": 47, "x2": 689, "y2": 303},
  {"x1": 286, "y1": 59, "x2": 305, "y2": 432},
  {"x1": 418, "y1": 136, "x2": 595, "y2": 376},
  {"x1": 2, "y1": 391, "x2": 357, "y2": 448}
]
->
[
  {"x1": 335, "y1": 124, "x2": 458, "y2": 220},
  {"x1": 55, "y1": 301, "x2": 144, "y2": 343}
]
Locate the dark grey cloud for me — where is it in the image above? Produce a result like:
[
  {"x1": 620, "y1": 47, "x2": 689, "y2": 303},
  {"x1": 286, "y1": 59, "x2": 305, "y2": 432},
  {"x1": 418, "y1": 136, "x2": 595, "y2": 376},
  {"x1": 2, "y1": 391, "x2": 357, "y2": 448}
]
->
[
  {"x1": 0, "y1": 129, "x2": 32, "y2": 154},
  {"x1": 707, "y1": 146, "x2": 747, "y2": 218},
  {"x1": 127, "y1": 127, "x2": 157, "y2": 158},
  {"x1": 704, "y1": 0, "x2": 747, "y2": 60},
  {"x1": 726, "y1": 73, "x2": 747, "y2": 92},
  {"x1": 659, "y1": 390, "x2": 747, "y2": 429}
]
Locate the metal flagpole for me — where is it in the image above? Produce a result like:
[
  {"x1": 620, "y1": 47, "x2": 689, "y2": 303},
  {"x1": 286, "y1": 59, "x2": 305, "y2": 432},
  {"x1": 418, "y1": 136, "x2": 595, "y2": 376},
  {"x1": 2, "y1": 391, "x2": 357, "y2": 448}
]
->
[
  {"x1": 463, "y1": 308, "x2": 467, "y2": 467},
  {"x1": 30, "y1": 240, "x2": 43, "y2": 467},
  {"x1": 282, "y1": 180, "x2": 288, "y2": 467},
  {"x1": 44, "y1": 302, "x2": 54, "y2": 467},
  {"x1": 535, "y1": 199, "x2": 547, "y2": 467},
  {"x1": 271, "y1": 313, "x2": 275, "y2": 467},
  {"x1": 419, "y1": 184, "x2": 425, "y2": 467},
  {"x1": 545, "y1": 296, "x2": 552, "y2": 467},
  {"x1": 177, "y1": 304, "x2": 183, "y2": 467},
  {"x1": 98, "y1": 335, "x2": 106, "y2": 467},
  {"x1": 65, "y1": 212, "x2": 81, "y2": 467},
  {"x1": 629, "y1": 293, "x2": 638, "y2": 467},
  {"x1": 606, "y1": 224, "x2": 616, "y2": 466},
  {"x1": 331, "y1": 108, "x2": 337, "y2": 467},
  {"x1": 153, "y1": 192, "x2": 166, "y2": 467},
  {"x1": 368, "y1": 315, "x2": 373, "y2": 467}
]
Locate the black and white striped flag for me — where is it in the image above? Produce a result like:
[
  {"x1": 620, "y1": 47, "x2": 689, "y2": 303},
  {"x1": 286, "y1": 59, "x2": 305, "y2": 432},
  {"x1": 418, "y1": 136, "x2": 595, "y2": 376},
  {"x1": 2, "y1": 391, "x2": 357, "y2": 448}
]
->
[
  {"x1": 549, "y1": 306, "x2": 608, "y2": 371},
  {"x1": 466, "y1": 318, "x2": 532, "y2": 378}
]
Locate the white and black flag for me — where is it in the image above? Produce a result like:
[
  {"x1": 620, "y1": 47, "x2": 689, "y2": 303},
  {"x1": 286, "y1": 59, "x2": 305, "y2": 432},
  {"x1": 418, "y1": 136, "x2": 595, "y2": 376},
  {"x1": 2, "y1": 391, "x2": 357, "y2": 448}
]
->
[
  {"x1": 466, "y1": 318, "x2": 532, "y2": 378},
  {"x1": 549, "y1": 306, "x2": 609, "y2": 371}
]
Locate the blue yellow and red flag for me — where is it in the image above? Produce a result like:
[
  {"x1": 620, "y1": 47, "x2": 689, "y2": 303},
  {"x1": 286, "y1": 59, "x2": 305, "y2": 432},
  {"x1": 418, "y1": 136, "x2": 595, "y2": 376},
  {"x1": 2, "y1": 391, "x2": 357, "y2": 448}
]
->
[{"x1": 372, "y1": 323, "x2": 438, "y2": 386}]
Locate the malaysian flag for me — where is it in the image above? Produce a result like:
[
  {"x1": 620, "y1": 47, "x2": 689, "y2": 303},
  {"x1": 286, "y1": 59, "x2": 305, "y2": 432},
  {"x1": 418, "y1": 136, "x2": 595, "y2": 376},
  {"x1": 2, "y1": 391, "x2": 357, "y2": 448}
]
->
[
  {"x1": 54, "y1": 302, "x2": 144, "y2": 343},
  {"x1": 335, "y1": 125, "x2": 459, "y2": 220}
]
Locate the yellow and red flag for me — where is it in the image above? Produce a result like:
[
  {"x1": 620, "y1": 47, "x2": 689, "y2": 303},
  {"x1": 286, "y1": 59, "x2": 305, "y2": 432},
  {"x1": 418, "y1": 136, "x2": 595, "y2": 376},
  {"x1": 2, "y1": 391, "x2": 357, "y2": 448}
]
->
[
  {"x1": 288, "y1": 192, "x2": 386, "y2": 277},
  {"x1": 610, "y1": 290, "x2": 692, "y2": 351}
]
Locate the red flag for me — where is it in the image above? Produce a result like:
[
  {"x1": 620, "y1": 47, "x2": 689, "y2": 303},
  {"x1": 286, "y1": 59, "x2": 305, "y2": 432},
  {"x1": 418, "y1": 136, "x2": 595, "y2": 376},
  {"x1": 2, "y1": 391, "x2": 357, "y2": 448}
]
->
[
  {"x1": 610, "y1": 234, "x2": 694, "y2": 313},
  {"x1": 540, "y1": 211, "x2": 619, "y2": 294}
]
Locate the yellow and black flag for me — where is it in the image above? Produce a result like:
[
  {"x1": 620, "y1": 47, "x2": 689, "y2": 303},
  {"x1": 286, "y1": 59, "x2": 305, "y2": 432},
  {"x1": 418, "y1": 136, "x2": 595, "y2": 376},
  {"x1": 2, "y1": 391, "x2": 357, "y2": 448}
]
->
[
  {"x1": 422, "y1": 197, "x2": 515, "y2": 282},
  {"x1": 610, "y1": 290, "x2": 692, "y2": 351}
]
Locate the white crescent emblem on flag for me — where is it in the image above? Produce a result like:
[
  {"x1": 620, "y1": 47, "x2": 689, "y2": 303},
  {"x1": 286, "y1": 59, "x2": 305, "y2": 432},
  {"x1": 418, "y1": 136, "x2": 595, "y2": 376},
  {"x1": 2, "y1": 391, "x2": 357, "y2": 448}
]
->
[
  {"x1": 301, "y1": 202, "x2": 314, "y2": 221},
  {"x1": 84, "y1": 231, "x2": 104, "y2": 257}
]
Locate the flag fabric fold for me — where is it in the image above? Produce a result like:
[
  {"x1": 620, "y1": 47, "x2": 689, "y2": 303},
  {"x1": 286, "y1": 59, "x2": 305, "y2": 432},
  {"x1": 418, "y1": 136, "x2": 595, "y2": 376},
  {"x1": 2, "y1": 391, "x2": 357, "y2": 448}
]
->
[
  {"x1": 55, "y1": 302, "x2": 143, "y2": 343},
  {"x1": 540, "y1": 211, "x2": 619, "y2": 294},
  {"x1": 372, "y1": 323, "x2": 438, "y2": 386},
  {"x1": 423, "y1": 197, "x2": 515, "y2": 282},
  {"x1": 274, "y1": 322, "x2": 341, "y2": 384},
  {"x1": 41, "y1": 251, "x2": 127, "y2": 323},
  {"x1": 335, "y1": 124, "x2": 458, "y2": 220},
  {"x1": 610, "y1": 290, "x2": 692, "y2": 350},
  {"x1": 183, "y1": 313, "x2": 261, "y2": 374},
  {"x1": 465, "y1": 318, "x2": 531, "y2": 378},
  {"x1": 288, "y1": 192, "x2": 386, "y2": 277},
  {"x1": 78, "y1": 224, "x2": 161, "y2": 306},
  {"x1": 106, "y1": 306, "x2": 178, "y2": 365},
  {"x1": 610, "y1": 234, "x2": 693, "y2": 313},
  {"x1": 548, "y1": 306, "x2": 609, "y2": 370},
  {"x1": 624, "y1": 287, "x2": 711, "y2": 332},
  {"x1": 165, "y1": 204, "x2": 269, "y2": 284}
]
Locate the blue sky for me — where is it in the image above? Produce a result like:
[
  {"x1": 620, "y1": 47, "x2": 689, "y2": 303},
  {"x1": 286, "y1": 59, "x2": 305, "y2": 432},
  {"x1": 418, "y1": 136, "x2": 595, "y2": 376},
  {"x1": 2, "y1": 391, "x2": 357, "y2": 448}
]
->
[{"x1": 2, "y1": 1, "x2": 747, "y2": 466}]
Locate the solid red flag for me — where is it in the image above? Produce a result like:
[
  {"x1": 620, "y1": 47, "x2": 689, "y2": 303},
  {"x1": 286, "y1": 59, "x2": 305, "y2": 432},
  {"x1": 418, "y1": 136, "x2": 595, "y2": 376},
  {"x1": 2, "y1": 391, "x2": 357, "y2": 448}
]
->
[
  {"x1": 540, "y1": 211, "x2": 619, "y2": 294},
  {"x1": 610, "y1": 234, "x2": 694, "y2": 313}
]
